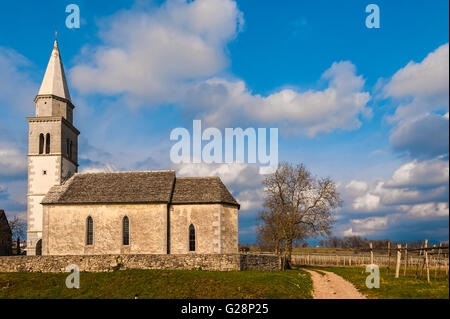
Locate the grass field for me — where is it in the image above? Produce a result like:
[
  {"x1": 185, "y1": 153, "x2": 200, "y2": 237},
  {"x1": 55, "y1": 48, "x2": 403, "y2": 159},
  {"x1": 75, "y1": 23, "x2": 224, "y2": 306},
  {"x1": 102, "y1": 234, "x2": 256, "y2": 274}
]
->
[
  {"x1": 322, "y1": 266, "x2": 449, "y2": 299},
  {"x1": 0, "y1": 269, "x2": 313, "y2": 299}
]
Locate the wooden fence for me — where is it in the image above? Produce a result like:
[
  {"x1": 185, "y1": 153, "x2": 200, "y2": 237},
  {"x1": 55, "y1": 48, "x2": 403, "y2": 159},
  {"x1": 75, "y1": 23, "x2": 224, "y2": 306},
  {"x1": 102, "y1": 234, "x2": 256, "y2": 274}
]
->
[{"x1": 288, "y1": 240, "x2": 449, "y2": 282}]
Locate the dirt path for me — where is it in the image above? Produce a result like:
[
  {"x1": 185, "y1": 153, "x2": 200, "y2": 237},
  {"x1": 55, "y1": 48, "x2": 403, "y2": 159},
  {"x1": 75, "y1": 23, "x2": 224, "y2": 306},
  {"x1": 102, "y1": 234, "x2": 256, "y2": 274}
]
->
[{"x1": 303, "y1": 269, "x2": 366, "y2": 299}]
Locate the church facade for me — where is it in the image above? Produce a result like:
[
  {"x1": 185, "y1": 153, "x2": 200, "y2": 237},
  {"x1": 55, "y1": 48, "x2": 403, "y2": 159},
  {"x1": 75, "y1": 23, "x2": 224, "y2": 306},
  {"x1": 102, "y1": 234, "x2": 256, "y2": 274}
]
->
[{"x1": 27, "y1": 41, "x2": 239, "y2": 256}]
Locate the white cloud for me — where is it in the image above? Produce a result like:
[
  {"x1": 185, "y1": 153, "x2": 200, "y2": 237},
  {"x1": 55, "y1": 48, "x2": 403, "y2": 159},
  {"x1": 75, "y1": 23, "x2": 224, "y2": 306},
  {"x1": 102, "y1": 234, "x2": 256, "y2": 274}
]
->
[
  {"x1": 385, "y1": 43, "x2": 449, "y2": 103},
  {"x1": 175, "y1": 162, "x2": 261, "y2": 188},
  {"x1": 70, "y1": 0, "x2": 371, "y2": 137},
  {"x1": 389, "y1": 113, "x2": 449, "y2": 158},
  {"x1": 345, "y1": 157, "x2": 448, "y2": 215},
  {"x1": 80, "y1": 163, "x2": 118, "y2": 173},
  {"x1": 399, "y1": 202, "x2": 449, "y2": 218},
  {"x1": 236, "y1": 188, "x2": 265, "y2": 211},
  {"x1": 71, "y1": 0, "x2": 243, "y2": 102},
  {"x1": 0, "y1": 146, "x2": 27, "y2": 175},
  {"x1": 186, "y1": 61, "x2": 371, "y2": 136},
  {"x1": 386, "y1": 158, "x2": 449, "y2": 189},
  {"x1": 383, "y1": 43, "x2": 449, "y2": 160},
  {"x1": 0, "y1": 47, "x2": 38, "y2": 114},
  {"x1": 343, "y1": 216, "x2": 388, "y2": 237},
  {"x1": 345, "y1": 180, "x2": 369, "y2": 197},
  {"x1": 351, "y1": 192, "x2": 380, "y2": 211}
]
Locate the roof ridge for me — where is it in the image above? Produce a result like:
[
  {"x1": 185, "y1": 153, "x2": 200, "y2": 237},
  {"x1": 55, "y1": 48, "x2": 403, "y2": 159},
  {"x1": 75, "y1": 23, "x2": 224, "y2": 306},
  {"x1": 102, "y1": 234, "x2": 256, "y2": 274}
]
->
[
  {"x1": 75, "y1": 170, "x2": 176, "y2": 175},
  {"x1": 176, "y1": 176, "x2": 220, "y2": 179}
]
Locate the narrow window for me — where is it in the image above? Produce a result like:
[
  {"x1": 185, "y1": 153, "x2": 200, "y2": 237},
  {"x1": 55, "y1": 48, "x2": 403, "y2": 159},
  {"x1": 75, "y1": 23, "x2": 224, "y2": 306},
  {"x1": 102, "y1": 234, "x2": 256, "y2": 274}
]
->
[
  {"x1": 123, "y1": 216, "x2": 130, "y2": 246},
  {"x1": 189, "y1": 224, "x2": 196, "y2": 252},
  {"x1": 66, "y1": 139, "x2": 70, "y2": 157},
  {"x1": 70, "y1": 141, "x2": 73, "y2": 159},
  {"x1": 45, "y1": 133, "x2": 51, "y2": 154},
  {"x1": 39, "y1": 134, "x2": 44, "y2": 154},
  {"x1": 86, "y1": 216, "x2": 93, "y2": 245}
]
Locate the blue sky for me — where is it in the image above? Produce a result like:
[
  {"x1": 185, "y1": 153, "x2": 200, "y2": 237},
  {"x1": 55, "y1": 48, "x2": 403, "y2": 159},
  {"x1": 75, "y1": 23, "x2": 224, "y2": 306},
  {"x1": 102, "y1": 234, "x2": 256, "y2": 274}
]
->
[{"x1": 0, "y1": 0, "x2": 448, "y2": 244}]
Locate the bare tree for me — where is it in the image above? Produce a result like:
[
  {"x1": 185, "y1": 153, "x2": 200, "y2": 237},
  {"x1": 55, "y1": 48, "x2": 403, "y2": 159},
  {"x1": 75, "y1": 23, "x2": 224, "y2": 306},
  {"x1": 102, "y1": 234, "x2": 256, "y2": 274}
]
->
[
  {"x1": 8, "y1": 216, "x2": 26, "y2": 240},
  {"x1": 257, "y1": 162, "x2": 342, "y2": 267}
]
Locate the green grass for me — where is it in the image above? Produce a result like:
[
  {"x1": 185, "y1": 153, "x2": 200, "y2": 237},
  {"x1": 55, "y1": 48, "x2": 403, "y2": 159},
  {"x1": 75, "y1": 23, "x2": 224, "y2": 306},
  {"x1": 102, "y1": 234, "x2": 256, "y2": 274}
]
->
[
  {"x1": 0, "y1": 269, "x2": 313, "y2": 299},
  {"x1": 321, "y1": 266, "x2": 449, "y2": 299}
]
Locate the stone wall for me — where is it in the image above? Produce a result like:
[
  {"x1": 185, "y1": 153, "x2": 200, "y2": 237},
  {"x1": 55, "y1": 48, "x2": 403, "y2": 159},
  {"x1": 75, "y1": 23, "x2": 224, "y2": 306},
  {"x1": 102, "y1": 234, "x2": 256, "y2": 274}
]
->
[{"x1": 0, "y1": 254, "x2": 280, "y2": 272}]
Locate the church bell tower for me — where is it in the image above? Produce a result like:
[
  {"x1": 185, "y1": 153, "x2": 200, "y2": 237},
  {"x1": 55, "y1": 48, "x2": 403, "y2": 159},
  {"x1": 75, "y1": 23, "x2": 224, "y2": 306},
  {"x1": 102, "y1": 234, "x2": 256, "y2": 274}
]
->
[{"x1": 26, "y1": 39, "x2": 79, "y2": 255}]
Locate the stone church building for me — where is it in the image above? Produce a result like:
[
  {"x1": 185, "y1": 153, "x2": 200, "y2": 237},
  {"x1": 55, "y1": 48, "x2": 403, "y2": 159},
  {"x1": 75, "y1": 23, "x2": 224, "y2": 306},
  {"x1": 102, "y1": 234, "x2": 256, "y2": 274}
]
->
[
  {"x1": 26, "y1": 40, "x2": 239, "y2": 256},
  {"x1": 0, "y1": 210, "x2": 12, "y2": 256}
]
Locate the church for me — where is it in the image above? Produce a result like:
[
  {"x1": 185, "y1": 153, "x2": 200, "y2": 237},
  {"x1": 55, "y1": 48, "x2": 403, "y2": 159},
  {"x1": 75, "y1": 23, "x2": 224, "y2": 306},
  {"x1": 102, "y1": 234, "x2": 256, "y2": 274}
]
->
[{"x1": 26, "y1": 40, "x2": 240, "y2": 256}]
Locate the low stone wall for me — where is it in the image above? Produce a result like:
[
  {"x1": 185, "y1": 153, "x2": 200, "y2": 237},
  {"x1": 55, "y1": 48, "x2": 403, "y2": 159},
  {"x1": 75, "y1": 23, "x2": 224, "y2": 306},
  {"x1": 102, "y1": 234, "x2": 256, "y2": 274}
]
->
[
  {"x1": 240, "y1": 254, "x2": 281, "y2": 271},
  {"x1": 0, "y1": 254, "x2": 280, "y2": 273}
]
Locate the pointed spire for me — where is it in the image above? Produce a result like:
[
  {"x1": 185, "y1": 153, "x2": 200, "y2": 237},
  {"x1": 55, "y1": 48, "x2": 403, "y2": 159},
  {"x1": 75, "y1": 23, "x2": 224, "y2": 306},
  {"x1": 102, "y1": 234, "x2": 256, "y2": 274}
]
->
[{"x1": 37, "y1": 37, "x2": 71, "y2": 101}]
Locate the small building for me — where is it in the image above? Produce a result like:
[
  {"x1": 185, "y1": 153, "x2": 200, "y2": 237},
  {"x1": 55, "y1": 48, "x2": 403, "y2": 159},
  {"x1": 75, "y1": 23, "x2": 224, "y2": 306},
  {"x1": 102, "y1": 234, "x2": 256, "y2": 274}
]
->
[
  {"x1": 0, "y1": 210, "x2": 12, "y2": 256},
  {"x1": 41, "y1": 171, "x2": 239, "y2": 256}
]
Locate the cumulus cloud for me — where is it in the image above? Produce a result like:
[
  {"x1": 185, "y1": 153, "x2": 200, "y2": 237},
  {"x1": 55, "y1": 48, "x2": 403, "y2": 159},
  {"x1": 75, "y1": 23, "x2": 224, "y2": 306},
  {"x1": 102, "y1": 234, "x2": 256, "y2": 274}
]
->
[
  {"x1": 384, "y1": 43, "x2": 449, "y2": 160},
  {"x1": 80, "y1": 163, "x2": 118, "y2": 173},
  {"x1": 0, "y1": 146, "x2": 27, "y2": 176},
  {"x1": 351, "y1": 193, "x2": 380, "y2": 211},
  {"x1": 71, "y1": 0, "x2": 243, "y2": 102},
  {"x1": 236, "y1": 188, "x2": 265, "y2": 211},
  {"x1": 175, "y1": 162, "x2": 261, "y2": 188},
  {"x1": 385, "y1": 43, "x2": 449, "y2": 121},
  {"x1": 343, "y1": 216, "x2": 388, "y2": 237},
  {"x1": 339, "y1": 155, "x2": 448, "y2": 238},
  {"x1": 399, "y1": 202, "x2": 449, "y2": 218},
  {"x1": 185, "y1": 61, "x2": 371, "y2": 136},
  {"x1": 70, "y1": 0, "x2": 371, "y2": 137},
  {"x1": 0, "y1": 47, "x2": 38, "y2": 114},
  {"x1": 386, "y1": 157, "x2": 449, "y2": 189},
  {"x1": 347, "y1": 158, "x2": 449, "y2": 213},
  {"x1": 389, "y1": 113, "x2": 449, "y2": 158}
]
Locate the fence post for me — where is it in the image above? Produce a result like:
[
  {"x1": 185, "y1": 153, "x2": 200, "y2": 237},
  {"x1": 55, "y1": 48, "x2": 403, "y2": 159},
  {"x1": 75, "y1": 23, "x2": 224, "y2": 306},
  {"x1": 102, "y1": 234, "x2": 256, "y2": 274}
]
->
[
  {"x1": 403, "y1": 243, "x2": 408, "y2": 276},
  {"x1": 424, "y1": 239, "x2": 430, "y2": 283},
  {"x1": 387, "y1": 241, "x2": 391, "y2": 274},
  {"x1": 395, "y1": 244, "x2": 401, "y2": 278},
  {"x1": 370, "y1": 242, "x2": 373, "y2": 265},
  {"x1": 437, "y1": 243, "x2": 442, "y2": 277}
]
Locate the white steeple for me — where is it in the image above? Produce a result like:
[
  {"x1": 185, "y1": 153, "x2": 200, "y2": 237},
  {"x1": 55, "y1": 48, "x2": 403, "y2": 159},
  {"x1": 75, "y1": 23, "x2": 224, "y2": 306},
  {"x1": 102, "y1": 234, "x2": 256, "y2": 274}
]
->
[{"x1": 37, "y1": 40, "x2": 71, "y2": 101}]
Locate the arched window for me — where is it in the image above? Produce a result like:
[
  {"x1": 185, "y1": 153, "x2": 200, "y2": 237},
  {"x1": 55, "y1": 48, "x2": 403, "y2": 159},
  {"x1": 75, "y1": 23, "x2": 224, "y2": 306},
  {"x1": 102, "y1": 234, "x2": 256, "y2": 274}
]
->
[
  {"x1": 39, "y1": 134, "x2": 44, "y2": 154},
  {"x1": 45, "y1": 133, "x2": 51, "y2": 154},
  {"x1": 86, "y1": 216, "x2": 93, "y2": 245},
  {"x1": 122, "y1": 216, "x2": 130, "y2": 246},
  {"x1": 189, "y1": 224, "x2": 196, "y2": 252}
]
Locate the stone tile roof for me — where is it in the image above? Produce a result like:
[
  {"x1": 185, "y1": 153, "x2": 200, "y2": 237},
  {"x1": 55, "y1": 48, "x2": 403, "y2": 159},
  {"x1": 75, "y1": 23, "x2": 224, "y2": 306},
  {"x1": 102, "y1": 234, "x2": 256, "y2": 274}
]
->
[
  {"x1": 42, "y1": 171, "x2": 239, "y2": 208},
  {"x1": 42, "y1": 171, "x2": 176, "y2": 205},
  {"x1": 172, "y1": 177, "x2": 239, "y2": 207}
]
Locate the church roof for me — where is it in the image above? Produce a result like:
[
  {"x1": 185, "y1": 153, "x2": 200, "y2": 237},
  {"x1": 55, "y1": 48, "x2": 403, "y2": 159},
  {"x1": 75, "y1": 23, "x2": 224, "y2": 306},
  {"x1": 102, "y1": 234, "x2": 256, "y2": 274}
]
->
[
  {"x1": 41, "y1": 171, "x2": 239, "y2": 208},
  {"x1": 36, "y1": 40, "x2": 71, "y2": 101},
  {"x1": 172, "y1": 177, "x2": 239, "y2": 207}
]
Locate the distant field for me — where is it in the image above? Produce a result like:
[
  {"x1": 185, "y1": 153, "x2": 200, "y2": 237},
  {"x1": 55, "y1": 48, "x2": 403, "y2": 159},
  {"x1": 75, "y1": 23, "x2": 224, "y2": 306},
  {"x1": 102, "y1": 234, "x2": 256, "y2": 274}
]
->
[
  {"x1": 322, "y1": 266, "x2": 449, "y2": 299},
  {"x1": 0, "y1": 269, "x2": 313, "y2": 299}
]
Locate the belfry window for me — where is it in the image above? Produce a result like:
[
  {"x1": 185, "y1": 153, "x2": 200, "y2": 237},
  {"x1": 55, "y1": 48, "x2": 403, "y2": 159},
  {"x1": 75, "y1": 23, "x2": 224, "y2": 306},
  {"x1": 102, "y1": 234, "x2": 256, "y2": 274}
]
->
[
  {"x1": 39, "y1": 134, "x2": 44, "y2": 154},
  {"x1": 189, "y1": 224, "x2": 196, "y2": 252},
  {"x1": 86, "y1": 216, "x2": 93, "y2": 246},
  {"x1": 123, "y1": 216, "x2": 130, "y2": 246},
  {"x1": 45, "y1": 133, "x2": 51, "y2": 154}
]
